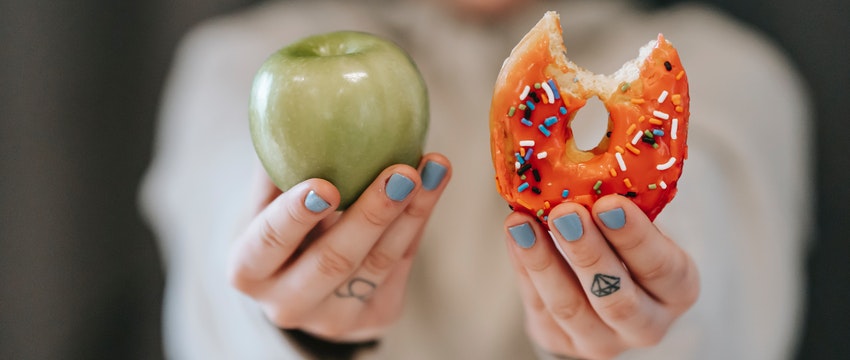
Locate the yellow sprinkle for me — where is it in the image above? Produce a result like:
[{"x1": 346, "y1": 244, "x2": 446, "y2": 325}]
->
[
  {"x1": 544, "y1": 201, "x2": 551, "y2": 209},
  {"x1": 676, "y1": 70, "x2": 685, "y2": 80},
  {"x1": 517, "y1": 198, "x2": 532, "y2": 210},
  {"x1": 541, "y1": 93, "x2": 549, "y2": 104},
  {"x1": 675, "y1": 106, "x2": 684, "y2": 113},
  {"x1": 624, "y1": 178, "x2": 633, "y2": 188},
  {"x1": 671, "y1": 94, "x2": 682, "y2": 105},
  {"x1": 626, "y1": 124, "x2": 637, "y2": 136},
  {"x1": 649, "y1": 118, "x2": 664, "y2": 125},
  {"x1": 631, "y1": 98, "x2": 645, "y2": 104},
  {"x1": 520, "y1": 148, "x2": 526, "y2": 157},
  {"x1": 638, "y1": 115, "x2": 646, "y2": 123},
  {"x1": 615, "y1": 145, "x2": 625, "y2": 154},
  {"x1": 626, "y1": 143, "x2": 641, "y2": 155},
  {"x1": 609, "y1": 168, "x2": 618, "y2": 177}
]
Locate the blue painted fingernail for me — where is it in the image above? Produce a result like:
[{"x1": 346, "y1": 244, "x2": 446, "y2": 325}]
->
[
  {"x1": 386, "y1": 173, "x2": 415, "y2": 201},
  {"x1": 553, "y1": 213, "x2": 583, "y2": 241},
  {"x1": 599, "y1": 208, "x2": 626, "y2": 230},
  {"x1": 420, "y1": 161, "x2": 447, "y2": 191},
  {"x1": 509, "y1": 223, "x2": 536, "y2": 249},
  {"x1": 304, "y1": 190, "x2": 330, "y2": 213}
]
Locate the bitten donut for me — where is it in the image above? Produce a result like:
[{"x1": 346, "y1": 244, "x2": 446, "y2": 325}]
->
[{"x1": 489, "y1": 11, "x2": 689, "y2": 224}]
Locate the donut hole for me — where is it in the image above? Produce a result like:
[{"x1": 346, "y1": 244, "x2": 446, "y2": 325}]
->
[{"x1": 569, "y1": 96, "x2": 611, "y2": 152}]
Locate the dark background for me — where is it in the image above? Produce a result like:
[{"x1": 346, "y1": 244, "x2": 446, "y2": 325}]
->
[{"x1": 1, "y1": 0, "x2": 847, "y2": 358}]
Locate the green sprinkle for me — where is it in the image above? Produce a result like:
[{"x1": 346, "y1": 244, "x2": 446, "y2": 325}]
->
[
  {"x1": 518, "y1": 104, "x2": 527, "y2": 111},
  {"x1": 536, "y1": 209, "x2": 544, "y2": 217},
  {"x1": 648, "y1": 184, "x2": 658, "y2": 190},
  {"x1": 508, "y1": 106, "x2": 516, "y2": 117},
  {"x1": 644, "y1": 130, "x2": 654, "y2": 138},
  {"x1": 534, "y1": 82, "x2": 542, "y2": 89},
  {"x1": 620, "y1": 82, "x2": 631, "y2": 92},
  {"x1": 652, "y1": 143, "x2": 660, "y2": 149},
  {"x1": 593, "y1": 180, "x2": 603, "y2": 191},
  {"x1": 521, "y1": 175, "x2": 527, "y2": 180}
]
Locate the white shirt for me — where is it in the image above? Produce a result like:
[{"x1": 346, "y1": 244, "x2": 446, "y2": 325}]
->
[{"x1": 140, "y1": 1, "x2": 811, "y2": 359}]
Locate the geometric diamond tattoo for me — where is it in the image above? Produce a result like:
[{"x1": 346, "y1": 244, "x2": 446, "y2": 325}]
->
[{"x1": 590, "y1": 273, "x2": 621, "y2": 297}]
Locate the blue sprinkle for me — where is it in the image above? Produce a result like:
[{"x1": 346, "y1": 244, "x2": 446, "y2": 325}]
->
[
  {"x1": 520, "y1": 118, "x2": 533, "y2": 127},
  {"x1": 544, "y1": 116, "x2": 558, "y2": 127},
  {"x1": 538, "y1": 125, "x2": 551, "y2": 137},
  {"x1": 524, "y1": 148, "x2": 534, "y2": 161},
  {"x1": 560, "y1": 106, "x2": 568, "y2": 115},
  {"x1": 526, "y1": 101, "x2": 535, "y2": 110},
  {"x1": 547, "y1": 79, "x2": 561, "y2": 99},
  {"x1": 562, "y1": 189, "x2": 569, "y2": 198},
  {"x1": 515, "y1": 153, "x2": 525, "y2": 164},
  {"x1": 518, "y1": 182, "x2": 530, "y2": 192},
  {"x1": 653, "y1": 129, "x2": 665, "y2": 137}
]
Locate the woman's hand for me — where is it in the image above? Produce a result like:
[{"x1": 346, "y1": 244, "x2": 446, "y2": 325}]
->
[
  {"x1": 504, "y1": 195, "x2": 700, "y2": 359},
  {"x1": 228, "y1": 153, "x2": 450, "y2": 343}
]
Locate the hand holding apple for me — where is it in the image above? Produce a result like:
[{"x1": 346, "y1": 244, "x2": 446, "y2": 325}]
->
[{"x1": 249, "y1": 31, "x2": 429, "y2": 209}]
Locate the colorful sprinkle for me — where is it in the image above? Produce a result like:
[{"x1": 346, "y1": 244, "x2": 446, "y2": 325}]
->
[
  {"x1": 593, "y1": 180, "x2": 603, "y2": 191},
  {"x1": 526, "y1": 101, "x2": 536, "y2": 110},
  {"x1": 507, "y1": 106, "x2": 516, "y2": 117},
  {"x1": 631, "y1": 98, "x2": 645, "y2": 104},
  {"x1": 561, "y1": 189, "x2": 570, "y2": 198},
  {"x1": 626, "y1": 143, "x2": 641, "y2": 155},
  {"x1": 544, "y1": 116, "x2": 558, "y2": 127},
  {"x1": 536, "y1": 151, "x2": 548, "y2": 159},
  {"x1": 559, "y1": 106, "x2": 568, "y2": 115},
  {"x1": 547, "y1": 79, "x2": 561, "y2": 99},
  {"x1": 538, "y1": 125, "x2": 551, "y2": 137},
  {"x1": 652, "y1": 129, "x2": 665, "y2": 137},
  {"x1": 520, "y1": 148, "x2": 526, "y2": 157},
  {"x1": 653, "y1": 110, "x2": 670, "y2": 120},
  {"x1": 664, "y1": 61, "x2": 673, "y2": 71},
  {"x1": 544, "y1": 201, "x2": 551, "y2": 209},
  {"x1": 515, "y1": 153, "x2": 525, "y2": 164},
  {"x1": 609, "y1": 168, "x2": 618, "y2": 177},
  {"x1": 542, "y1": 81, "x2": 555, "y2": 103},
  {"x1": 657, "y1": 90, "x2": 669, "y2": 103},
  {"x1": 631, "y1": 132, "x2": 643, "y2": 145},
  {"x1": 519, "y1": 140, "x2": 535, "y2": 147},
  {"x1": 638, "y1": 115, "x2": 646, "y2": 123},
  {"x1": 524, "y1": 108, "x2": 532, "y2": 119},
  {"x1": 675, "y1": 106, "x2": 684, "y2": 113},
  {"x1": 518, "y1": 182, "x2": 530, "y2": 192},
  {"x1": 536, "y1": 209, "x2": 544, "y2": 217},
  {"x1": 660, "y1": 180, "x2": 668, "y2": 189},
  {"x1": 517, "y1": 163, "x2": 531, "y2": 175},
  {"x1": 652, "y1": 143, "x2": 660, "y2": 149},
  {"x1": 532, "y1": 169, "x2": 541, "y2": 182},
  {"x1": 621, "y1": 82, "x2": 631, "y2": 92},
  {"x1": 648, "y1": 183, "x2": 658, "y2": 190},
  {"x1": 519, "y1": 103, "x2": 527, "y2": 111},
  {"x1": 521, "y1": 118, "x2": 533, "y2": 127},
  {"x1": 671, "y1": 94, "x2": 682, "y2": 105},
  {"x1": 649, "y1": 118, "x2": 664, "y2": 126},
  {"x1": 515, "y1": 161, "x2": 520, "y2": 169},
  {"x1": 524, "y1": 148, "x2": 534, "y2": 161},
  {"x1": 534, "y1": 82, "x2": 541, "y2": 89},
  {"x1": 656, "y1": 157, "x2": 677, "y2": 170},
  {"x1": 623, "y1": 178, "x2": 633, "y2": 188},
  {"x1": 671, "y1": 119, "x2": 679, "y2": 140},
  {"x1": 528, "y1": 92, "x2": 540, "y2": 103},
  {"x1": 626, "y1": 124, "x2": 637, "y2": 136},
  {"x1": 519, "y1": 85, "x2": 530, "y2": 100},
  {"x1": 615, "y1": 152, "x2": 627, "y2": 171},
  {"x1": 676, "y1": 70, "x2": 685, "y2": 80},
  {"x1": 644, "y1": 130, "x2": 654, "y2": 139},
  {"x1": 615, "y1": 145, "x2": 625, "y2": 154},
  {"x1": 531, "y1": 186, "x2": 541, "y2": 194},
  {"x1": 624, "y1": 191, "x2": 637, "y2": 198}
]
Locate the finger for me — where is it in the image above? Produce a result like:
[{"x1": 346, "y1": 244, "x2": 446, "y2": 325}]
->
[
  {"x1": 229, "y1": 179, "x2": 340, "y2": 289},
  {"x1": 504, "y1": 212, "x2": 621, "y2": 357},
  {"x1": 278, "y1": 164, "x2": 422, "y2": 305},
  {"x1": 355, "y1": 154, "x2": 451, "y2": 283},
  {"x1": 547, "y1": 202, "x2": 671, "y2": 347},
  {"x1": 591, "y1": 195, "x2": 700, "y2": 311}
]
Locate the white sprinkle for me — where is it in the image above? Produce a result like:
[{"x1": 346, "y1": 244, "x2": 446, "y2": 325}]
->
[
  {"x1": 671, "y1": 118, "x2": 679, "y2": 140},
  {"x1": 542, "y1": 81, "x2": 555, "y2": 104},
  {"x1": 660, "y1": 180, "x2": 668, "y2": 189},
  {"x1": 653, "y1": 110, "x2": 670, "y2": 120},
  {"x1": 657, "y1": 90, "x2": 669, "y2": 103},
  {"x1": 519, "y1": 85, "x2": 530, "y2": 101},
  {"x1": 615, "y1": 152, "x2": 627, "y2": 171},
  {"x1": 519, "y1": 140, "x2": 535, "y2": 147},
  {"x1": 515, "y1": 161, "x2": 521, "y2": 169},
  {"x1": 656, "y1": 157, "x2": 677, "y2": 170},
  {"x1": 631, "y1": 131, "x2": 643, "y2": 145},
  {"x1": 537, "y1": 151, "x2": 548, "y2": 159}
]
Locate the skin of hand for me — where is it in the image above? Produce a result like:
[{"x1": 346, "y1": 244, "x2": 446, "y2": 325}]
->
[
  {"x1": 504, "y1": 195, "x2": 700, "y2": 359},
  {"x1": 228, "y1": 153, "x2": 451, "y2": 342}
]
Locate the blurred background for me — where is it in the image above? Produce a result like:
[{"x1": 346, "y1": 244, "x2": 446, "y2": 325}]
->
[{"x1": 1, "y1": 0, "x2": 847, "y2": 358}]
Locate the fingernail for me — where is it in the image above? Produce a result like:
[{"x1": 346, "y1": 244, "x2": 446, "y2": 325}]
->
[
  {"x1": 508, "y1": 223, "x2": 536, "y2": 249},
  {"x1": 552, "y1": 213, "x2": 583, "y2": 241},
  {"x1": 598, "y1": 208, "x2": 626, "y2": 230},
  {"x1": 386, "y1": 173, "x2": 415, "y2": 201},
  {"x1": 304, "y1": 190, "x2": 330, "y2": 213},
  {"x1": 420, "y1": 161, "x2": 447, "y2": 191}
]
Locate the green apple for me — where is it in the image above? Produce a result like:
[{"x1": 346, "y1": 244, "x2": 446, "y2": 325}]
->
[{"x1": 249, "y1": 31, "x2": 429, "y2": 209}]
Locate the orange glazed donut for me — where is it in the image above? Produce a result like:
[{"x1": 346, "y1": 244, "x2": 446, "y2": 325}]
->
[{"x1": 489, "y1": 11, "x2": 689, "y2": 224}]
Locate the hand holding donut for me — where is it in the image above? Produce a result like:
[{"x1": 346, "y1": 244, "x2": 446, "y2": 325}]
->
[
  {"x1": 504, "y1": 195, "x2": 700, "y2": 359},
  {"x1": 228, "y1": 154, "x2": 450, "y2": 343}
]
